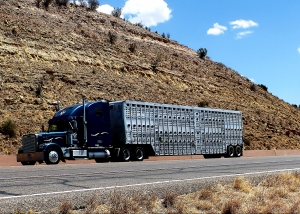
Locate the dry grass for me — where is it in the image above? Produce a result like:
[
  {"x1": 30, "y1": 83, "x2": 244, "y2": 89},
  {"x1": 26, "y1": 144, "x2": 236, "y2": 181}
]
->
[{"x1": 52, "y1": 172, "x2": 300, "y2": 214}]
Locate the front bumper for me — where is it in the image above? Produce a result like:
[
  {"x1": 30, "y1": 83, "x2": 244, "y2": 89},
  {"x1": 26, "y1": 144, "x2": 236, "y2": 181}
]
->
[{"x1": 16, "y1": 152, "x2": 44, "y2": 162}]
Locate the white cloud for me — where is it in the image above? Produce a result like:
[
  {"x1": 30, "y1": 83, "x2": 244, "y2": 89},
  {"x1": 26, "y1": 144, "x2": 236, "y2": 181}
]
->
[
  {"x1": 250, "y1": 78, "x2": 255, "y2": 82},
  {"x1": 122, "y1": 0, "x2": 172, "y2": 27},
  {"x1": 298, "y1": 47, "x2": 300, "y2": 53},
  {"x1": 207, "y1": 23, "x2": 227, "y2": 36},
  {"x1": 236, "y1": 31, "x2": 253, "y2": 39},
  {"x1": 230, "y1": 20, "x2": 258, "y2": 29},
  {"x1": 97, "y1": 4, "x2": 114, "y2": 15}
]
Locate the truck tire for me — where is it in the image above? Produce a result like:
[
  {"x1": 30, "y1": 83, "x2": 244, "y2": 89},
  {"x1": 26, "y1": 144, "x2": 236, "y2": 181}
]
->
[
  {"x1": 21, "y1": 161, "x2": 36, "y2": 166},
  {"x1": 225, "y1": 145, "x2": 235, "y2": 158},
  {"x1": 120, "y1": 148, "x2": 131, "y2": 162},
  {"x1": 235, "y1": 145, "x2": 242, "y2": 157},
  {"x1": 132, "y1": 147, "x2": 144, "y2": 161},
  {"x1": 45, "y1": 148, "x2": 60, "y2": 165}
]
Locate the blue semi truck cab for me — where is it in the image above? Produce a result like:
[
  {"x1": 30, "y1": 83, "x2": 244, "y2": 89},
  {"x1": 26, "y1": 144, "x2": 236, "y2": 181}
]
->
[{"x1": 17, "y1": 98, "x2": 114, "y2": 165}]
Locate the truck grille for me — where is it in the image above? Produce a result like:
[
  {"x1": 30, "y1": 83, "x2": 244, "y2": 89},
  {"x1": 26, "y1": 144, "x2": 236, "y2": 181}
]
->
[{"x1": 22, "y1": 134, "x2": 37, "y2": 153}]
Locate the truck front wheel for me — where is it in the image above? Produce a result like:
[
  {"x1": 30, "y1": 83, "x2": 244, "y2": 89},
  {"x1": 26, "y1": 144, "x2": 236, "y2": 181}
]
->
[{"x1": 45, "y1": 148, "x2": 60, "y2": 165}]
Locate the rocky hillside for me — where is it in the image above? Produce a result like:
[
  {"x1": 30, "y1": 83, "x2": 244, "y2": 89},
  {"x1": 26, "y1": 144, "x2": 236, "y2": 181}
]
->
[{"x1": 0, "y1": 0, "x2": 300, "y2": 154}]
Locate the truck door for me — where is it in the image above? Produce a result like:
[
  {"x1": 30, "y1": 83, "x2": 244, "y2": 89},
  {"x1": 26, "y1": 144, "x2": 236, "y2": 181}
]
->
[{"x1": 86, "y1": 102, "x2": 112, "y2": 147}]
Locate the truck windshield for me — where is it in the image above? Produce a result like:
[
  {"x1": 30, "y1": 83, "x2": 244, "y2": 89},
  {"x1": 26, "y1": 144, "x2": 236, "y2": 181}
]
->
[{"x1": 48, "y1": 122, "x2": 71, "y2": 132}]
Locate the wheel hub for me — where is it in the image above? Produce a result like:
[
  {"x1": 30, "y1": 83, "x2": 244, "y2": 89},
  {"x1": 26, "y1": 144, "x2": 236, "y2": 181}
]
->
[{"x1": 49, "y1": 150, "x2": 59, "y2": 163}]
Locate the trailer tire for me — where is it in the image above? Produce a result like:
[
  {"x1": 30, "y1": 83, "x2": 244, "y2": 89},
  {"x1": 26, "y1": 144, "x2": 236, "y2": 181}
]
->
[
  {"x1": 235, "y1": 145, "x2": 242, "y2": 157},
  {"x1": 120, "y1": 148, "x2": 131, "y2": 162},
  {"x1": 226, "y1": 145, "x2": 235, "y2": 158},
  {"x1": 132, "y1": 147, "x2": 144, "y2": 161},
  {"x1": 21, "y1": 161, "x2": 36, "y2": 166},
  {"x1": 45, "y1": 148, "x2": 61, "y2": 165}
]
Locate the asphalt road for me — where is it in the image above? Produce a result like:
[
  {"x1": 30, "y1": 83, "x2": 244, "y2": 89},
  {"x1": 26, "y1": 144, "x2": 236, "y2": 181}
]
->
[{"x1": 1, "y1": 156, "x2": 300, "y2": 212}]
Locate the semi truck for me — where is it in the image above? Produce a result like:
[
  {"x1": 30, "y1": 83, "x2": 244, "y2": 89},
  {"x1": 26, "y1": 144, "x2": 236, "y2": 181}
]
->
[{"x1": 17, "y1": 98, "x2": 243, "y2": 165}]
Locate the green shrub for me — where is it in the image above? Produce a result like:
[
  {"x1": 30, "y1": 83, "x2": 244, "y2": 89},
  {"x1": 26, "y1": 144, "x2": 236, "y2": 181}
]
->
[
  {"x1": 1, "y1": 119, "x2": 17, "y2": 138},
  {"x1": 151, "y1": 53, "x2": 162, "y2": 73},
  {"x1": 44, "y1": 0, "x2": 53, "y2": 9},
  {"x1": 197, "y1": 48, "x2": 207, "y2": 59},
  {"x1": 78, "y1": 0, "x2": 87, "y2": 7},
  {"x1": 135, "y1": 22, "x2": 143, "y2": 28},
  {"x1": 88, "y1": 0, "x2": 99, "y2": 10},
  {"x1": 108, "y1": 31, "x2": 117, "y2": 45},
  {"x1": 128, "y1": 43, "x2": 137, "y2": 53},
  {"x1": 36, "y1": 0, "x2": 42, "y2": 7},
  {"x1": 244, "y1": 138, "x2": 251, "y2": 146},
  {"x1": 198, "y1": 101, "x2": 209, "y2": 107},
  {"x1": 111, "y1": 7, "x2": 122, "y2": 18},
  {"x1": 257, "y1": 84, "x2": 268, "y2": 91},
  {"x1": 250, "y1": 83, "x2": 256, "y2": 92},
  {"x1": 55, "y1": 0, "x2": 68, "y2": 6}
]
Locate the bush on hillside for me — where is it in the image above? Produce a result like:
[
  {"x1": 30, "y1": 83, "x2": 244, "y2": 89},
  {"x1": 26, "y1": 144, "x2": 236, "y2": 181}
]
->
[
  {"x1": 44, "y1": 0, "x2": 53, "y2": 9},
  {"x1": 257, "y1": 84, "x2": 268, "y2": 91},
  {"x1": 197, "y1": 48, "x2": 207, "y2": 59},
  {"x1": 108, "y1": 31, "x2": 117, "y2": 45},
  {"x1": 78, "y1": 0, "x2": 87, "y2": 7},
  {"x1": 111, "y1": 7, "x2": 122, "y2": 18},
  {"x1": 292, "y1": 104, "x2": 298, "y2": 108},
  {"x1": 250, "y1": 83, "x2": 256, "y2": 92},
  {"x1": 198, "y1": 101, "x2": 209, "y2": 107},
  {"x1": 128, "y1": 43, "x2": 137, "y2": 53},
  {"x1": 151, "y1": 53, "x2": 162, "y2": 73},
  {"x1": 135, "y1": 22, "x2": 143, "y2": 28},
  {"x1": 0, "y1": 119, "x2": 17, "y2": 138},
  {"x1": 36, "y1": 0, "x2": 43, "y2": 7},
  {"x1": 88, "y1": 0, "x2": 99, "y2": 10},
  {"x1": 55, "y1": 0, "x2": 68, "y2": 6}
]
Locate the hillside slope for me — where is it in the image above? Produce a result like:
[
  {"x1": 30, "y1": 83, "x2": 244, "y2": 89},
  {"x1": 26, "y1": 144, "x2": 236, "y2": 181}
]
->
[{"x1": 0, "y1": 0, "x2": 300, "y2": 154}]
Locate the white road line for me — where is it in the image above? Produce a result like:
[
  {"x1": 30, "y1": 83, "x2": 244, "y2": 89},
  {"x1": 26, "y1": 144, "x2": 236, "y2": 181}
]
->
[{"x1": 1, "y1": 167, "x2": 300, "y2": 200}]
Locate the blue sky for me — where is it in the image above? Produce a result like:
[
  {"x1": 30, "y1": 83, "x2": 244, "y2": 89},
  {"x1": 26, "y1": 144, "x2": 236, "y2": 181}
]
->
[{"x1": 96, "y1": 0, "x2": 300, "y2": 106}]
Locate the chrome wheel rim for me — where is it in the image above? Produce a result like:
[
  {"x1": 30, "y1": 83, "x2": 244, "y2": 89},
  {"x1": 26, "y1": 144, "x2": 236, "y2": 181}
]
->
[{"x1": 49, "y1": 150, "x2": 59, "y2": 163}]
